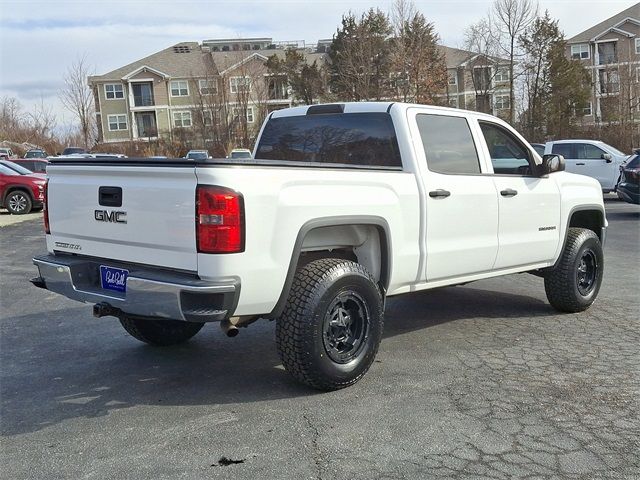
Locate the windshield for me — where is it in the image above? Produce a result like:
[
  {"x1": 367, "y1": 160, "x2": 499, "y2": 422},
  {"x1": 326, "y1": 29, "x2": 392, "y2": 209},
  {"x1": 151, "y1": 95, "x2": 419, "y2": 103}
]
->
[
  {"x1": 230, "y1": 151, "x2": 252, "y2": 159},
  {"x1": 1, "y1": 160, "x2": 33, "y2": 175},
  {"x1": 25, "y1": 150, "x2": 46, "y2": 158},
  {"x1": 0, "y1": 164, "x2": 19, "y2": 176},
  {"x1": 187, "y1": 152, "x2": 208, "y2": 160},
  {"x1": 606, "y1": 144, "x2": 626, "y2": 156}
]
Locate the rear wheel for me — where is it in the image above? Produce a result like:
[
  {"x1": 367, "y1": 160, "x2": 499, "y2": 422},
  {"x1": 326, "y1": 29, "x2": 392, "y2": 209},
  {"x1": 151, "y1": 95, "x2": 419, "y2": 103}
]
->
[
  {"x1": 119, "y1": 317, "x2": 204, "y2": 346},
  {"x1": 276, "y1": 258, "x2": 384, "y2": 391},
  {"x1": 6, "y1": 191, "x2": 32, "y2": 215},
  {"x1": 544, "y1": 228, "x2": 604, "y2": 313}
]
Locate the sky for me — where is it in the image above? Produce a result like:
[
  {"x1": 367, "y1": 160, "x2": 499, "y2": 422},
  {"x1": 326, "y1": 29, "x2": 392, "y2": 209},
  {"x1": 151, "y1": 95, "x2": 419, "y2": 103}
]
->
[{"x1": 0, "y1": 0, "x2": 637, "y2": 131}]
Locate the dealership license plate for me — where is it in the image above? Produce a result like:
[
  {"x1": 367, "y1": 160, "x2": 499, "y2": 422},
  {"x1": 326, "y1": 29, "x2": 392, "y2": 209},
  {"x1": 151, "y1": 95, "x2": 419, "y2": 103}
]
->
[{"x1": 99, "y1": 265, "x2": 128, "y2": 293}]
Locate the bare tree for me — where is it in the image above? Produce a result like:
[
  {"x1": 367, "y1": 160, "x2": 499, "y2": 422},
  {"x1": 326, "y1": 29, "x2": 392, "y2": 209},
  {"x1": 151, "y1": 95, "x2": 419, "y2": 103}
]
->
[
  {"x1": 492, "y1": 0, "x2": 538, "y2": 122},
  {"x1": 60, "y1": 55, "x2": 95, "y2": 148},
  {"x1": 464, "y1": 18, "x2": 504, "y2": 113}
]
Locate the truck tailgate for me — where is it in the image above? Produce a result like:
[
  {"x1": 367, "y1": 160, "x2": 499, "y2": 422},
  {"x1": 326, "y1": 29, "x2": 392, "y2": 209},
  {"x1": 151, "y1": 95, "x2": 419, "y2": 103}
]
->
[{"x1": 47, "y1": 165, "x2": 198, "y2": 271}]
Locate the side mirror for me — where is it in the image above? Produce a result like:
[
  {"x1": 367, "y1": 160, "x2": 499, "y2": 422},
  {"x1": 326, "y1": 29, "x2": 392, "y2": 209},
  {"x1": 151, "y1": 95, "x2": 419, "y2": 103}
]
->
[
  {"x1": 602, "y1": 153, "x2": 612, "y2": 162},
  {"x1": 541, "y1": 154, "x2": 565, "y2": 175}
]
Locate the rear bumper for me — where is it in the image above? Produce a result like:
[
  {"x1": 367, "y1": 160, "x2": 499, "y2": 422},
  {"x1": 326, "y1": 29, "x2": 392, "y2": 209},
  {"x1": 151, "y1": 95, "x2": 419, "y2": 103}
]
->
[{"x1": 32, "y1": 254, "x2": 239, "y2": 322}]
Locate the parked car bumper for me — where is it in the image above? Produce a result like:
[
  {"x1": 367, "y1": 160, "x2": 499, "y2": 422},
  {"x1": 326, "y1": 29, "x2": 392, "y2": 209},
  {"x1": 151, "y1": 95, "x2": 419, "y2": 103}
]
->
[
  {"x1": 31, "y1": 254, "x2": 239, "y2": 322},
  {"x1": 616, "y1": 183, "x2": 640, "y2": 205}
]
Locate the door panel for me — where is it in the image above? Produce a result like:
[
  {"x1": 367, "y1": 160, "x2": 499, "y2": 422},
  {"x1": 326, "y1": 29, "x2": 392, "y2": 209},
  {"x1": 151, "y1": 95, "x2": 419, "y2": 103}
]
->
[
  {"x1": 424, "y1": 174, "x2": 499, "y2": 280},
  {"x1": 410, "y1": 111, "x2": 499, "y2": 281},
  {"x1": 492, "y1": 176, "x2": 560, "y2": 268},
  {"x1": 480, "y1": 122, "x2": 561, "y2": 268}
]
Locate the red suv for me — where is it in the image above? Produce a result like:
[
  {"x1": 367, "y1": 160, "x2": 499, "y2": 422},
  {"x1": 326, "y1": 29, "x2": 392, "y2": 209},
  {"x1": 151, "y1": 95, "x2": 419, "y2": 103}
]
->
[{"x1": 0, "y1": 160, "x2": 46, "y2": 214}]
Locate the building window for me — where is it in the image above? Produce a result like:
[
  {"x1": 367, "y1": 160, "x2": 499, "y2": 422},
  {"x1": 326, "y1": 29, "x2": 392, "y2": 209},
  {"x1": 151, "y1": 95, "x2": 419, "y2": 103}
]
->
[
  {"x1": 448, "y1": 97, "x2": 458, "y2": 108},
  {"x1": 173, "y1": 111, "x2": 192, "y2": 127},
  {"x1": 199, "y1": 79, "x2": 217, "y2": 95},
  {"x1": 495, "y1": 95, "x2": 510, "y2": 110},
  {"x1": 448, "y1": 70, "x2": 457, "y2": 85},
  {"x1": 582, "y1": 102, "x2": 593, "y2": 116},
  {"x1": 202, "y1": 110, "x2": 213, "y2": 126},
  {"x1": 170, "y1": 80, "x2": 189, "y2": 97},
  {"x1": 599, "y1": 69, "x2": 620, "y2": 94},
  {"x1": 494, "y1": 67, "x2": 509, "y2": 83},
  {"x1": 571, "y1": 44, "x2": 590, "y2": 60},
  {"x1": 230, "y1": 76, "x2": 251, "y2": 94},
  {"x1": 636, "y1": 38, "x2": 640, "y2": 54},
  {"x1": 232, "y1": 106, "x2": 254, "y2": 123},
  {"x1": 105, "y1": 84, "x2": 124, "y2": 100},
  {"x1": 107, "y1": 114, "x2": 127, "y2": 131}
]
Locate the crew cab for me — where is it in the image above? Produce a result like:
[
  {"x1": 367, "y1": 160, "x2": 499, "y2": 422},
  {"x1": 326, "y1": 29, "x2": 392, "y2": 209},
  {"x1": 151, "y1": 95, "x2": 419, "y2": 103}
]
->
[
  {"x1": 32, "y1": 102, "x2": 607, "y2": 390},
  {"x1": 544, "y1": 139, "x2": 628, "y2": 193}
]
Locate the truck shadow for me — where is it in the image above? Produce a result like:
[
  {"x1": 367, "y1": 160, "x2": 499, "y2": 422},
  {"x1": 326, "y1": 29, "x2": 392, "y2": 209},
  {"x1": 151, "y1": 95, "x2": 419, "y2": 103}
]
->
[{"x1": 1, "y1": 284, "x2": 554, "y2": 437}]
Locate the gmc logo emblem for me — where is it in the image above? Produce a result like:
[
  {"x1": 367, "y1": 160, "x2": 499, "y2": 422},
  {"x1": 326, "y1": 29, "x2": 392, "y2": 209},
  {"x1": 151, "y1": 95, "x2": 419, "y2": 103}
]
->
[{"x1": 95, "y1": 210, "x2": 127, "y2": 224}]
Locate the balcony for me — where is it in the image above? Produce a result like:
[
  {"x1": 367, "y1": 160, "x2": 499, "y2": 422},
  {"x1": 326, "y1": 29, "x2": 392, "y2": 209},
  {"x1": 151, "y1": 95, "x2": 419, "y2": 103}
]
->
[
  {"x1": 132, "y1": 82, "x2": 155, "y2": 107},
  {"x1": 597, "y1": 42, "x2": 617, "y2": 65}
]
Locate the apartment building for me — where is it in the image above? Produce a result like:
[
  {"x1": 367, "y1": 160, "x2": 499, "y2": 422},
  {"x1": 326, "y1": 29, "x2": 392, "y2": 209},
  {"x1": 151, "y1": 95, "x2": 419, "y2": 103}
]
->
[
  {"x1": 88, "y1": 38, "x2": 325, "y2": 143},
  {"x1": 88, "y1": 38, "x2": 510, "y2": 144},
  {"x1": 566, "y1": 3, "x2": 640, "y2": 123},
  {"x1": 441, "y1": 46, "x2": 511, "y2": 117}
]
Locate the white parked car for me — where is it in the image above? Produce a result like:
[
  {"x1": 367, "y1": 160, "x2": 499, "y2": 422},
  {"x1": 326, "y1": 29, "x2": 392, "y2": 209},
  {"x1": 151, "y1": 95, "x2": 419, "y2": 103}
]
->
[
  {"x1": 32, "y1": 102, "x2": 607, "y2": 391},
  {"x1": 184, "y1": 150, "x2": 211, "y2": 160},
  {"x1": 544, "y1": 140, "x2": 628, "y2": 192}
]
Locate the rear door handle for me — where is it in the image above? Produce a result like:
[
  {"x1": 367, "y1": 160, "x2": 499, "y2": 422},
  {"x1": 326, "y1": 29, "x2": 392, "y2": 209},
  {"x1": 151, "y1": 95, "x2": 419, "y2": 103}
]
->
[
  {"x1": 576, "y1": 162, "x2": 585, "y2": 166},
  {"x1": 500, "y1": 188, "x2": 518, "y2": 197},
  {"x1": 429, "y1": 189, "x2": 451, "y2": 198}
]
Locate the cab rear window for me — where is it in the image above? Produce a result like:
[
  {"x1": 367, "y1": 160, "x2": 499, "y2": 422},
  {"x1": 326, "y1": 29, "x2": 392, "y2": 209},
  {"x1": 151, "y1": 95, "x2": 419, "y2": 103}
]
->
[{"x1": 255, "y1": 112, "x2": 402, "y2": 168}]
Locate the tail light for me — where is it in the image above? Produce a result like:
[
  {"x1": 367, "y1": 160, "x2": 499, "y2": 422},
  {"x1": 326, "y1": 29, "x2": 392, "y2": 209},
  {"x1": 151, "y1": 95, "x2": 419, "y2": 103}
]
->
[
  {"x1": 196, "y1": 185, "x2": 244, "y2": 253},
  {"x1": 43, "y1": 179, "x2": 50, "y2": 234}
]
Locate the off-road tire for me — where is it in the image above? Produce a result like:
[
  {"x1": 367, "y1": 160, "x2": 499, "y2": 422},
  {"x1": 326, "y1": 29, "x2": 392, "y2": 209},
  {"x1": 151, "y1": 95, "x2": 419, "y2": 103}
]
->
[
  {"x1": 119, "y1": 317, "x2": 204, "y2": 346},
  {"x1": 276, "y1": 258, "x2": 384, "y2": 391},
  {"x1": 544, "y1": 227, "x2": 604, "y2": 313},
  {"x1": 6, "y1": 190, "x2": 33, "y2": 215}
]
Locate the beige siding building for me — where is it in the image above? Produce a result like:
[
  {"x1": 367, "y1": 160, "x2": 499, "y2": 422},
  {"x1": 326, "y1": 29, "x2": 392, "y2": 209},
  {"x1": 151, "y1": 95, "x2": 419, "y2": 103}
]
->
[{"x1": 566, "y1": 3, "x2": 640, "y2": 123}]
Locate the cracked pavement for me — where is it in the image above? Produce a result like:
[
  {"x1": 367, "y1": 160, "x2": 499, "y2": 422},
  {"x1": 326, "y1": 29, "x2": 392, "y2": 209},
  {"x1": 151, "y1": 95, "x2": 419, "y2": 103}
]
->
[{"x1": 1, "y1": 198, "x2": 638, "y2": 479}]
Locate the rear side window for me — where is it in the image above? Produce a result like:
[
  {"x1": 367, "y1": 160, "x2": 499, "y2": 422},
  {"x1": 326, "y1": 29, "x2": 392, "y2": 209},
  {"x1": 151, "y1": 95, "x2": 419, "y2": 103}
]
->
[
  {"x1": 552, "y1": 143, "x2": 573, "y2": 158},
  {"x1": 255, "y1": 112, "x2": 402, "y2": 168},
  {"x1": 416, "y1": 114, "x2": 480, "y2": 174}
]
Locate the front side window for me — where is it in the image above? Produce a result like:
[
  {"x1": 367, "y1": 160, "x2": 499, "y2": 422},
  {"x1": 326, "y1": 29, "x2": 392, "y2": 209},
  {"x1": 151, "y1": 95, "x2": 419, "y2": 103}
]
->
[
  {"x1": 173, "y1": 111, "x2": 192, "y2": 127},
  {"x1": 230, "y1": 76, "x2": 251, "y2": 94},
  {"x1": 448, "y1": 70, "x2": 457, "y2": 85},
  {"x1": 107, "y1": 114, "x2": 127, "y2": 131},
  {"x1": 417, "y1": 114, "x2": 480, "y2": 175},
  {"x1": 480, "y1": 122, "x2": 532, "y2": 175},
  {"x1": 571, "y1": 44, "x2": 590, "y2": 60},
  {"x1": 170, "y1": 80, "x2": 189, "y2": 97},
  {"x1": 636, "y1": 38, "x2": 640, "y2": 55},
  {"x1": 255, "y1": 112, "x2": 402, "y2": 168},
  {"x1": 105, "y1": 84, "x2": 124, "y2": 99},
  {"x1": 576, "y1": 143, "x2": 606, "y2": 160}
]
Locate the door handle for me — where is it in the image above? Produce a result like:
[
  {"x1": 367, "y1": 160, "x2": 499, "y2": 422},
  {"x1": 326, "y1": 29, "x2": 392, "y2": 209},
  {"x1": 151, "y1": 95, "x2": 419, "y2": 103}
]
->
[
  {"x1": 576, "y1": 162, "x2": 585, "y2": 166},
  {"x1": 429, "y1": 189, "x2": 451, "y2": 198},
  {"x1": 500, "y1": 188, "x2": 518, "y2": 197}
]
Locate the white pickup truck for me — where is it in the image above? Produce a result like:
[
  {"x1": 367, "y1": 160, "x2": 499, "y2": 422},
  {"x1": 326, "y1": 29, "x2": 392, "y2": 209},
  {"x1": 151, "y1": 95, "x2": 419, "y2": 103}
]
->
[{"x1": 32, "y1": 102, "x2": 606, "y2": 391}]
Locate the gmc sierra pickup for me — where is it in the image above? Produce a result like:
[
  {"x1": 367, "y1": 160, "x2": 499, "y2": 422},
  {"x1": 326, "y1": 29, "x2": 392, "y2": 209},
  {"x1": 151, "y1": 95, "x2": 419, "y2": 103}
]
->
[{"x1": 32, "y1": 102, "x2": 606, "y2": 391}]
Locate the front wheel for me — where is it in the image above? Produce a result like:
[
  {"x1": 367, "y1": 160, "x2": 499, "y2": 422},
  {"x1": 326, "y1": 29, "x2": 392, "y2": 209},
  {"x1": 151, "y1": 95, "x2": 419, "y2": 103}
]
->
[
  {"x1": 119, "y1": 317, "x2": 204, "y2": 346},
  {"x1": 6, "y1": 191, "x2": 33, "y2": 214},
  {"x1": 276, "y1": 258, "x2": 384, "y2": 391},
  {"x1": 544, "y1": 228, "x2": 604, "y2": 313}
]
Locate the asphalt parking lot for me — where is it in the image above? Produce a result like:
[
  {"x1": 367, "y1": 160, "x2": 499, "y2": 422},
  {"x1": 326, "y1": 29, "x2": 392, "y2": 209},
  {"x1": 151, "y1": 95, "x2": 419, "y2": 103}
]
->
[{"x1": 1, "y1": 199, "x2": 639, "y2": 479}]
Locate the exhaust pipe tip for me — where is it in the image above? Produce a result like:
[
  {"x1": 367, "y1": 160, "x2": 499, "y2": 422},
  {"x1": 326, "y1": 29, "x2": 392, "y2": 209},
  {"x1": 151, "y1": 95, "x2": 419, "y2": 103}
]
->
[
  {"x1": 220, "y1": 319, "x2": 239, "y2": 337},
  {"x1": 93, "y1": 302, "x2": 117, "y2": 318}
]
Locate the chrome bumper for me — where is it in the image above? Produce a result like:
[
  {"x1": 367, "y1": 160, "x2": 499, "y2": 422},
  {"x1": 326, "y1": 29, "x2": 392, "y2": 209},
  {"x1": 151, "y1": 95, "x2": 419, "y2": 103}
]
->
[{"x1": 32, "y1": 254, "x2": 239, "y2": 322}]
